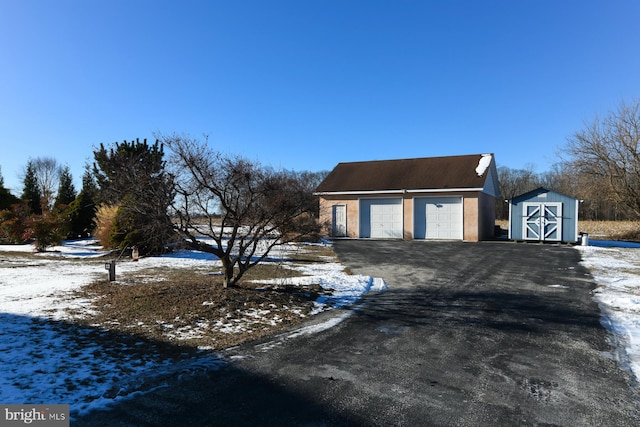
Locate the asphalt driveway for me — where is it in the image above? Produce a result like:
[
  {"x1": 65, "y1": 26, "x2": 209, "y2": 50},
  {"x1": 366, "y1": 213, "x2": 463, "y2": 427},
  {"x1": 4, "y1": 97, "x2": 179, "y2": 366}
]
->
[{"x1": 76, "y1": 240, "x2": 640, "y2": 426}]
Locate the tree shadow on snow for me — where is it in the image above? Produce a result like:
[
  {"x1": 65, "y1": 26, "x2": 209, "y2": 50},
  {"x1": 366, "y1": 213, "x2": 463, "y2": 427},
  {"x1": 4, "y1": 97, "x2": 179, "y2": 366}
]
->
[{"x1": 0, "y1": 311, "x2": 360, "y2": 426}]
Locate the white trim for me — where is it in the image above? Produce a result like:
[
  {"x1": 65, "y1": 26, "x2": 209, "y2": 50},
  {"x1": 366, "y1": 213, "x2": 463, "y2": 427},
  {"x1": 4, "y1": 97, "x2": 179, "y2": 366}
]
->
[
  {"x1": 574, "y1": 200, "x2": 579, "y2": 243},
  {"x1": 358, "y1": 196, "x2": 405, "y2": 200},
  {"x1": 316, "y1": 188, "x2": 483, "y2": 196},
  {"x1": 316, "y1": 190, "x2": 405, "y2": 196},
  {"x1": 522, "y1": 202, "x2": 562, "y2": 241},
  {"x1": 508, "y1": 200, "x2": 512, "y2": 240},
  {"x1": 406, "y1": 188, "x2": 484, "y2": 194}
]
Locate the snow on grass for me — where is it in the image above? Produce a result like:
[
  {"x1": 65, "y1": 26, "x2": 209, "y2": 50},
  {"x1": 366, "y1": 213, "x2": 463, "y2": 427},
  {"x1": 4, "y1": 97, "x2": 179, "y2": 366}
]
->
[
  {"x1": 577, "y1": 240, "x2": 640, "y2": 384},
  {"x1": 0, "y1": 238, "x2": 380, "y2": 418},
  {"x1": 252, "y1": 256, "x2": 387, "y2": 314}
]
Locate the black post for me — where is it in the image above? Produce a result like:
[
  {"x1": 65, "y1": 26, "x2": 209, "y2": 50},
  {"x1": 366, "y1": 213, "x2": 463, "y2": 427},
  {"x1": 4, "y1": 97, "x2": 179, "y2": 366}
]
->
[{"x1": 105, "y1": 261, "x2": 116, "y2": 281}]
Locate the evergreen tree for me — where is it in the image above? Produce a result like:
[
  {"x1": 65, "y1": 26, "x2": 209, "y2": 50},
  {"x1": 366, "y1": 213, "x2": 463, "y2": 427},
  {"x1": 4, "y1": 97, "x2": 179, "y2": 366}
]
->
[
  {"x1": 93, "y1": 138, "x2": 166, "y2": 204},
  {"x1": 66, "y1": 167, "x2": 98, "y2": 238},
  {"x1": 81, "y1": 165, "x2": 98, "y2": 199},
  {"x1": 0, "y1": 166, "x2": 20, "y2": 210},
  {"x1": 93, "y1": 138, "x2": 175, "y2": 254},
  {"x1": 54, "y1": 166, "x2": 76, "y2": 207},
  {"x1": 22, "y1": 161, "x2": 42, "y2": 214}
]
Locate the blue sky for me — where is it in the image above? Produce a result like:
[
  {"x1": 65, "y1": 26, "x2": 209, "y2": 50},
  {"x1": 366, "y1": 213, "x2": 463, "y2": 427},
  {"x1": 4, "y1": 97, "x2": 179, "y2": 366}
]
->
[{"x1": 1, "y1": 0, "x2": 639, "y2": 194}]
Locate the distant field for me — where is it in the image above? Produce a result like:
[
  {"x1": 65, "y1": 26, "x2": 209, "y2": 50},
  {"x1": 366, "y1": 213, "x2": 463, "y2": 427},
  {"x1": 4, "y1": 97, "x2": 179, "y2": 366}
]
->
[{"x1": 495, "y1": 220, "x2": 640, "y2": 241}]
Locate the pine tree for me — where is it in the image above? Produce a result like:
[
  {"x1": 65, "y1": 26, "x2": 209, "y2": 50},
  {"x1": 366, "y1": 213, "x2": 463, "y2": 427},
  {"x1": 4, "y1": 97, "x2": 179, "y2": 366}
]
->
[
  {"x1": 0, "y1": 166, "x2": 20, "y2": 210},
  {"x1": 81, "y1": 165, "x2": 98, "y2": 199},
  {"x1": 93, "y1": 139, "x2": 175, "y2": 254},
  {"x1": 22, "y1": 161, "x2": 42, "y2": 214},
  {"x1": 67, "y1": 167, "x2": 98, "y2": 238},
  {"x1": 54, "y1": 166, "x2": 76, "y2": 207}
]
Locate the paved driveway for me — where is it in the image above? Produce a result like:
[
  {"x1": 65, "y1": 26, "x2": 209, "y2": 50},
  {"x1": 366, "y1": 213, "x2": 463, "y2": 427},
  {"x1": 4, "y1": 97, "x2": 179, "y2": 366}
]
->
[{"x1": 77, "y1": 240, "x2": 640, "y2": 426}]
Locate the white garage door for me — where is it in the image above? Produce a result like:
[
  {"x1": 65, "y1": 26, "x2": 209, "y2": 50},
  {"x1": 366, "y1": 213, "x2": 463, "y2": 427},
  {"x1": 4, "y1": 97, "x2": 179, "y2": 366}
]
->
[
  {"x1": 414, "y1": 197, "x2": 463, "y2": 240},
  {"x1": 360, "y1": 198, "x2": 403, "y2": 238}
]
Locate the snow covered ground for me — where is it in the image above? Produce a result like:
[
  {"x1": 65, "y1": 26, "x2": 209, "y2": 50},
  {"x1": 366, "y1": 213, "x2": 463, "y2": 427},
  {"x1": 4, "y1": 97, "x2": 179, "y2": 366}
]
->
[
  {"x1": 0, "y1": 239, "x2": 385, "y2": 419},
  {"x1": 577, "y1": 239, "x2": 640, "y2": 385}
]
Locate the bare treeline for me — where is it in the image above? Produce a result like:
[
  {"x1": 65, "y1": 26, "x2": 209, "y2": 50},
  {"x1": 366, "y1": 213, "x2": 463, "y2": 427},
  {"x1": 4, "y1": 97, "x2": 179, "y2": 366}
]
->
[
  {"x1": 498, "y1": 99, "x2": 640, "y2": 221},
  {"x1": 495, "y1": 163, "x2": 625, "y2": 221}
]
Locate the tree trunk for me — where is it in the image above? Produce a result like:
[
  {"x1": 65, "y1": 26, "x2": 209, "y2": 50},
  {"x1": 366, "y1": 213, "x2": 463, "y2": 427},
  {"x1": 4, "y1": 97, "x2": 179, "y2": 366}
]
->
[{"x1": 221, "y1": 257, "x2": 235, "y2": 288}]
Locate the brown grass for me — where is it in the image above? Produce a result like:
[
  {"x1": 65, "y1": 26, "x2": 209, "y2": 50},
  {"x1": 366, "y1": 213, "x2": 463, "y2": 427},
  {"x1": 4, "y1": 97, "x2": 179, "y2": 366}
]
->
[
  {"x1": 72, "y1": 244, "x2": 338, "y2": 351},
  {"x1": 94, "y1": 205, "x2": 119, "y2": 250},
  {"x1": 76, "y1": 275, "x2": 318, "y2": 351},
  {"x1": 577, "y1": 220, "x2": 640, "y2": 241}
]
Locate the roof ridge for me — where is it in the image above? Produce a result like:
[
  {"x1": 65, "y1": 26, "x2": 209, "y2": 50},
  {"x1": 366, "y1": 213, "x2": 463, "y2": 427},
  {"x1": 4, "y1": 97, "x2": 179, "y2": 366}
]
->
[{"x1": 336, "y1": 153, "x2": 491, "y2": 165}]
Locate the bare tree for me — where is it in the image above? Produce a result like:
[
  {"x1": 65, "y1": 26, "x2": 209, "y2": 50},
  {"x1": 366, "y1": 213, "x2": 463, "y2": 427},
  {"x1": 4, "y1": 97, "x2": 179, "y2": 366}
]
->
[
  {"x1": 564, "y1": 99, "x2": 640, "y2": 219},
  {"x1": 496, "y1": 165, "x2": 540, "y2": 219},
  {"x1": 162, "y1": 134, "x2": 320, "y2": 288},
  {"x1": 31, "y1": 157, "x2": 62, "y2": 211}
]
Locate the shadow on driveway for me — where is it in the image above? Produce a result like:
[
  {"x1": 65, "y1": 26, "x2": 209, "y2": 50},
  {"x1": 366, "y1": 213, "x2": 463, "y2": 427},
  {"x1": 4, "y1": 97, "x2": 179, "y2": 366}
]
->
[{"x1": 76, "y1": 240, "x2": 640, "y2": 426}]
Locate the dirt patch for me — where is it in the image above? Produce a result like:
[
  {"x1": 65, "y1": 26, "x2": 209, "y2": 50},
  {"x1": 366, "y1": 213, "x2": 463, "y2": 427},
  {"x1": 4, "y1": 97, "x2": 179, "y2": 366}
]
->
[{"x1": 73, "y1": 273, "x2": 323, "y2": 351}]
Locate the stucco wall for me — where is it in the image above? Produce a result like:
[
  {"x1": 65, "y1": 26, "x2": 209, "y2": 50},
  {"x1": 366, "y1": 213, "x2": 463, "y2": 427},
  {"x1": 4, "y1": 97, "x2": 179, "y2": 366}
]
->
[
  {"x1": 403, "y1": 195, "x2": 413, "y2": 240},
  {"x1": 463, "y1": 195, "x2": 479, "y2": 242},
  {"x1": 318, "y1": 196, "x2": 360, "y2": 238},
  {"x1": 319, "y1": 191, "x2": 496, "y2": 241}
]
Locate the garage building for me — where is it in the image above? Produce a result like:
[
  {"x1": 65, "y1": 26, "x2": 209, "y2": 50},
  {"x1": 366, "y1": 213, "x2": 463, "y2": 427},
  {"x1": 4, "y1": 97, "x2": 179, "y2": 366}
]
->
[{"x1": 315, "y1": 154, "x2": 501, "y2": 242}]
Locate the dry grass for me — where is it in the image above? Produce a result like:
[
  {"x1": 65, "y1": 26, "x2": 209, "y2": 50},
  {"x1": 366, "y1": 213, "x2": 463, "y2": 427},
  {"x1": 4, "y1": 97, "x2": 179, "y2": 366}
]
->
[
  {"x1": 577, "y1": 221, "x2": 640, "y2": 241},
  {"x1": 496, "y1": 219, "x2": 640, "y2": 241},
  {"x1": 94, "y1": 205, "x2": 118, "y2": 250},
  {"x1": 72, "y1": 245, "x2": 337, "y2": 351},
  {"x1": 76, "y1": 275, "x2": 318, "y2": 351}
]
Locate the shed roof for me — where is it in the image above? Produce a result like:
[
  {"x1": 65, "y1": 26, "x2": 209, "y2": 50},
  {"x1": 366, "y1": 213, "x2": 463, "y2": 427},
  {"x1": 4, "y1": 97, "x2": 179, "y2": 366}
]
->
[
  {"x1": 510, "y1": 187, "x2": 579, "y2": 204},
  {"x1": 315, "y1": 153, "x2": 496, "y2": 193}
]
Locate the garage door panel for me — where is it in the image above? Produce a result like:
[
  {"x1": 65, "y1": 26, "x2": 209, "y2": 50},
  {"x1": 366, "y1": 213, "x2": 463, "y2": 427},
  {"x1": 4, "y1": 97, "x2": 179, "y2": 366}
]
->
[
  {"x1": 360, "y1": 198, "x2": 403, "y2": 239},
  {"x1": 414, "y1": 197, "x2": 463, "y2": 240}
]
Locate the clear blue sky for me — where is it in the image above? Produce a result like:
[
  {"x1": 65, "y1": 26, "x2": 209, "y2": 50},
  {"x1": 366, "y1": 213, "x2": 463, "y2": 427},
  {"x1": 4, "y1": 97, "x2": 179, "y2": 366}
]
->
[{"x1": 1, "y1": 0, "x2": 639, "y2": 194}]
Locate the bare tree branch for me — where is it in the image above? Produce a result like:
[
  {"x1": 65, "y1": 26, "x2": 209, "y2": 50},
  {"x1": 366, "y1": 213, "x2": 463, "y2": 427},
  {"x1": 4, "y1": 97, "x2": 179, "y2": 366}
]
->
[
  {"x1": 565, "y1": 99, "x2": 640, "y2": 218},
  {"x1": 160, "y1": 133, "x2": 320, "y2": 288}
]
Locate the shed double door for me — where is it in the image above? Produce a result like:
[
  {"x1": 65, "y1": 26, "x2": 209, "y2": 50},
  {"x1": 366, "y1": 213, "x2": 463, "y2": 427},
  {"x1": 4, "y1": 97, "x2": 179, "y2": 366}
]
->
[{"x1": 523, "y1": 202, "x2": 562, "y2": 241}]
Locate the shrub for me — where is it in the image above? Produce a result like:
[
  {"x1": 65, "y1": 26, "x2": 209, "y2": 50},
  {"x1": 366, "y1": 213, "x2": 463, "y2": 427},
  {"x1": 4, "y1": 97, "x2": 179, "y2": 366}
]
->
[
  {"x1": 0, "y1": 203, "x2": 31, "y2": 243},
  {"x1": 66, "y1": 190, "x2": 96, "y2": 238},
  {"x1": 94, "y1": 204, "x2": 119, "y2": 250},
  {"x1": 27, "y1": 208, "x2": 68, "y2": 252}
]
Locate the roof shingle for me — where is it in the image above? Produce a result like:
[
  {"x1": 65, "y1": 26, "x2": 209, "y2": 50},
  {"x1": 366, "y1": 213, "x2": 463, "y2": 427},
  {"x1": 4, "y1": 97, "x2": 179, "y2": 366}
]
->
[{"x1": 315, "y1": 154, "x2": 493, "y2": 193}]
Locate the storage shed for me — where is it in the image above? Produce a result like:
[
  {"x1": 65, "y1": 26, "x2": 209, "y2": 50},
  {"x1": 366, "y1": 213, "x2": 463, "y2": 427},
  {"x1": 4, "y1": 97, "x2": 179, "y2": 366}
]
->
[{"x1": 508, "y1": 187, "x2": 580, "y2": 243}]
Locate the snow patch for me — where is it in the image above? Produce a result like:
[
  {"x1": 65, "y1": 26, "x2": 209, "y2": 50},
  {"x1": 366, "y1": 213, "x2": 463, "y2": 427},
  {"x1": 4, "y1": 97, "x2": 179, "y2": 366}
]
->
[
  {"x1": 287, "y1": 310, "x2": 353, "y2": 339},
  {"x1": 475, "y1": 153, "x2": 492, "y2": 177},
  {"x1": 577, "y1": 240, "x2": 640, "y2": 384}
]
